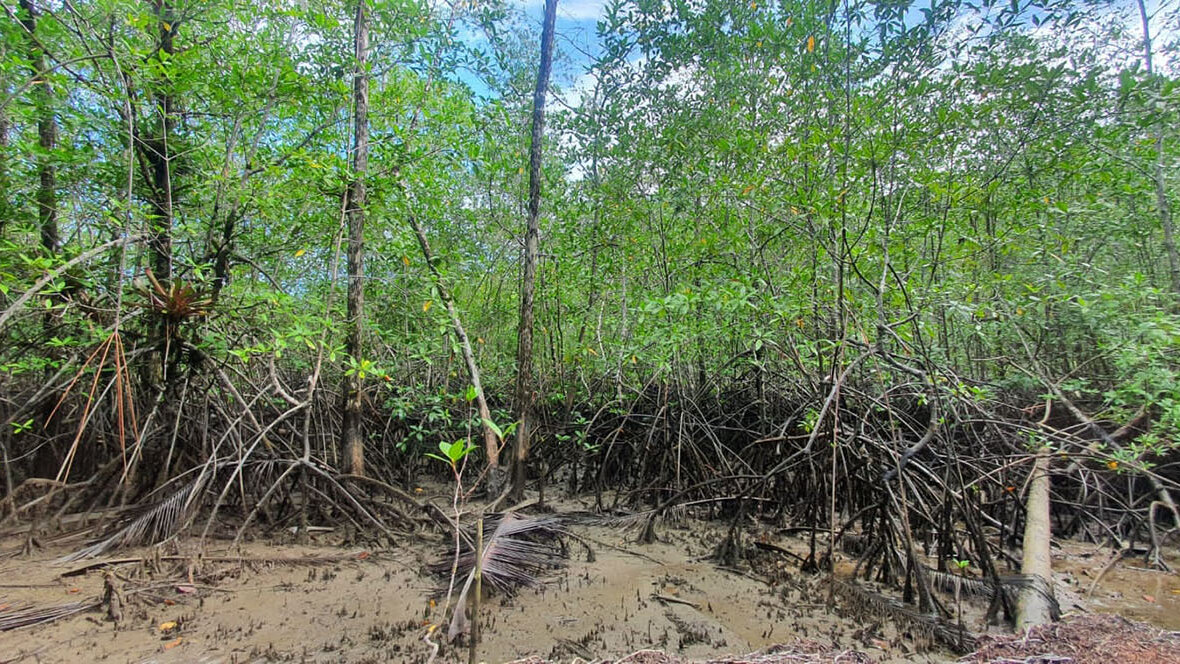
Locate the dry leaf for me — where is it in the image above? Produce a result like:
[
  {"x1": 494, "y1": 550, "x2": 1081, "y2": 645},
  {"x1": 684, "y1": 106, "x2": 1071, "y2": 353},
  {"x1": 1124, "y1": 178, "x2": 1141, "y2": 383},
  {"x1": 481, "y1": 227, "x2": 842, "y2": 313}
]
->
[
  {"x1": 164, "y1": 637, "x2": 182, "y2": 650},
  {"x1": 807, "y1": 36, "x2": 815, "y2": 53},
  {"x1": 159, "y1": 621, "x2": 178, "y2": 632}
]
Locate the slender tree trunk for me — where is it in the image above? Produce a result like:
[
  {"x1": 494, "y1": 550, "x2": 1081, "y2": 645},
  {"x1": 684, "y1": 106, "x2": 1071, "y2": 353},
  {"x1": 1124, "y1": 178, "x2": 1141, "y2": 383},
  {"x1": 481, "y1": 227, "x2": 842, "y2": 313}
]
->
[
  {"x1": 511, "y1": 0, "x2": 559, "y2": 501},
  {"x1": 0, "y1": 77, "x2": 11, "y2": 240},
  {"x1": 19, "y1": 0, "x2": 57, "y2": 256},
  {"x1": 341, "y1": 0, "x2": 369, "y2": 477},
  {"x1": 1016, "y1": 450, "x2": 1055, "y2": 629},
  {"x1": 146, "y1": 0, "x2": 174, "y2": 282},
  {"x1": 1137, "y1": 0, "x2": 1180, "y2": 295},
  {"x1": 406, "y1": 215, "x2": 502, "y2": 482}
]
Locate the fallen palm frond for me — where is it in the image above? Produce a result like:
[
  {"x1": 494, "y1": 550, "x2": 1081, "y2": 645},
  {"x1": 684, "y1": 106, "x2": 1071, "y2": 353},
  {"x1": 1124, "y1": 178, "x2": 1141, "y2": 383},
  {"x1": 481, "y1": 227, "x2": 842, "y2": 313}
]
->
[
  {"x1": 0, "y1": 598, "x2": 101, "y2": 631},
  {"x1": 440, "y1": 512, "x2": 566, "y2": 641},
  {"x1": 58, "y1": 470, "x2": 212, "y2": 562},
  {"x1": 581, "y1": 503, "x2": 689, "y2": 530},
  {"x1": 827, "y1": 577, "x2": 977, "y2": 654},
  {"x1": 926, "y1": 569, "x2": 1059, "y2": 619},
  {"x1": 60, "y1": 550, "x2": 372, "y2": 578},
  {"x1": 564, "y1": 503, "x2": 692, "y2": 545},
  {"x1": 927, "y1": 569, "x2": 1004, "y2": 598}
]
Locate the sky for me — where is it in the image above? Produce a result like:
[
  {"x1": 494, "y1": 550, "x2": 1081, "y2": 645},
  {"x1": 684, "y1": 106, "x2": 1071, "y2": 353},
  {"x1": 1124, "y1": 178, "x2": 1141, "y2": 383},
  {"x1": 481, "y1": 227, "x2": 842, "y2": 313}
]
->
[
  {"x1": 499, "y1": 0, "x2": 1179, "y2": 94},
  {"x1": 512, "y1": 0, "x2": 610, "y2": 81}
]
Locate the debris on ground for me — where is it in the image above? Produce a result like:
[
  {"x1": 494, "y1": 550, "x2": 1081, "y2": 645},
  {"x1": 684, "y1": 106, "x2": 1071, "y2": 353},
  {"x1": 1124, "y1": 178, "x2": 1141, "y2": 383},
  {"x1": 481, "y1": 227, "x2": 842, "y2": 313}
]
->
[
  {"x1": 506, "y1": 640, "x2": 877, "y2": 663},
  {"x1": 965, "y1": 613, "x2": 1180, "y2": 664}
]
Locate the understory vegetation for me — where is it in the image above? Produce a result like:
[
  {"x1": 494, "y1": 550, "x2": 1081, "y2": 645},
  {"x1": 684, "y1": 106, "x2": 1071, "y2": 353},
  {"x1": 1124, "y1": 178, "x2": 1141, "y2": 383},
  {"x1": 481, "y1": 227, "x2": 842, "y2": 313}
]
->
[{"x1": 1, "y1": 0, "x2": 1179, "y2": 647}]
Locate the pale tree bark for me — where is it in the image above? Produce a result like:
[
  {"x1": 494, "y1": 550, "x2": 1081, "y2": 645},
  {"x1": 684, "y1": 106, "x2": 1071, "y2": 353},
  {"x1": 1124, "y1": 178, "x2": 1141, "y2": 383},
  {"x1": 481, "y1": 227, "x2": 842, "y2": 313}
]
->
[
  {"x1": 511, "y1": 0, "x2": 559, "y2": 502},
  {"x1": 1137, "y1": 0, "x2": 1180, "y2": 295},
  {"x1": 18, "y1": 0, "x2": 57, "y2": 256},
  {"x1": 406, "y1": 215, "x2": 501, "y2": 484},
  {"x1": 340, "y1": 0, "x2": 369, "y2": 477},
  {"x1": 1016, "y1": 450, "x2": 1056, "y2": 629}
]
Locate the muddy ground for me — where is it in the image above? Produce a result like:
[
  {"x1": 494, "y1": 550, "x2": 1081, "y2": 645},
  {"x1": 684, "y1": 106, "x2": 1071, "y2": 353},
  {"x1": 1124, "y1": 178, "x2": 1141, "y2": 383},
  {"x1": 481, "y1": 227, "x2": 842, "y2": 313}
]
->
[{"x1": 2, "y1": 501, "x2": 1178, "y2": 664}]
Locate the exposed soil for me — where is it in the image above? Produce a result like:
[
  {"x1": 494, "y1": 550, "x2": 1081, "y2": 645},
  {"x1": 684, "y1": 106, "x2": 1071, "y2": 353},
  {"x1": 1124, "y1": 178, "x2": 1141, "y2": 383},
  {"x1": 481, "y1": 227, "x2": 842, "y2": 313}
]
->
[{"x1": 1, "y1": 510, "x2": 1177, "y2": 664}]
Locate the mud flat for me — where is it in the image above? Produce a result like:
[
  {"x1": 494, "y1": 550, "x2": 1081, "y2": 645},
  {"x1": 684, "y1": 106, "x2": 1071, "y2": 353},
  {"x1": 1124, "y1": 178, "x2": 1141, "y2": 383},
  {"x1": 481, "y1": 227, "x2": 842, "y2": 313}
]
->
[{"x1": 1, "y1": 519, "x2": 1177, "y2": 664}]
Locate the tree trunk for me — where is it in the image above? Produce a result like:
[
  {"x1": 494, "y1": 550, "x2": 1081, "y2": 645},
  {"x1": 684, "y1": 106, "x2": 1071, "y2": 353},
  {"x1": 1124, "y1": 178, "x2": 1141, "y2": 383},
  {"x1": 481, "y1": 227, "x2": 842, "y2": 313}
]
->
[
  {"x1": 511, "y1": 0, "x2": 559, "y2": 502},
  {"x1": 146, "y1": 0, "x2": 174, "y2": 282},
  {"x1": 1136, "y1": 0, "x2": 1180, "y2": 295},
  {"x1": 340, "y1": 0, "x2": 369, "y2": 477},
  {"x1": 1016, "y1": 450, "x2": 1055, "y2": 629},
  {"x1": 19, "y1": 0, "x2": 57, "y2": 256},
  {"x1": 0, "y1": 83, "x2": 8, "y2": 239},
  {"x1": 406, "y1": 215, "x2": 503, "y2": 489}
]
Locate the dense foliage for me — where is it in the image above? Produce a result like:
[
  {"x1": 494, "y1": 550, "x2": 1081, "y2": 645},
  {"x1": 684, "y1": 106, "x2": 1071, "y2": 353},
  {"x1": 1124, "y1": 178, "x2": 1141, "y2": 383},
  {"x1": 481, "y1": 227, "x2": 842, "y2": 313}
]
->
[{"x1": 1, "y1": 0, "x2": 1178, "y2": 573}]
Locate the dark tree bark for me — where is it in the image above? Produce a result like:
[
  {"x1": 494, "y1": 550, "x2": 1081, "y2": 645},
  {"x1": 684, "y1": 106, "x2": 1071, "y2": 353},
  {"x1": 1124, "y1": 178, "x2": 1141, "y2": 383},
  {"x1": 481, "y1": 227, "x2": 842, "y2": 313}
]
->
[
  {"x1": 511, "y1": 0, "x2": 559, "y2": 501},
  {"x1": 143, "y1": 0, "x2": 176, "y2": 283},
  {"x1": 341, "y1": 0, "x2": 369, "y2": 477},
  {"x1": 0, "y1": 78, "x2": 10, "y2": 240},
  {"x1": 19, "y1": 0, "x2": 57, "y2": 256}
]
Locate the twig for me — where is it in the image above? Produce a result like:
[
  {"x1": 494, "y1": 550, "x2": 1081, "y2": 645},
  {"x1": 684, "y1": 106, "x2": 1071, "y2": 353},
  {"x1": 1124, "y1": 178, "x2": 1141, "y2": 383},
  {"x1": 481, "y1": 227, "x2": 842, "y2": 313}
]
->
[{"x1": 651, "y1": 593, "x2": 699, "y2": 609}]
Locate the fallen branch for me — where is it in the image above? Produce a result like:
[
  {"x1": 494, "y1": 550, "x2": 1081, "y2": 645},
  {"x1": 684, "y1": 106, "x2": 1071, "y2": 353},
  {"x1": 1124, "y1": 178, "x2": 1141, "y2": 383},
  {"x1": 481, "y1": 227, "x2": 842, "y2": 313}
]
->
[{"x1": 651, "y1": 593, "x2": 699, "y2": 609}]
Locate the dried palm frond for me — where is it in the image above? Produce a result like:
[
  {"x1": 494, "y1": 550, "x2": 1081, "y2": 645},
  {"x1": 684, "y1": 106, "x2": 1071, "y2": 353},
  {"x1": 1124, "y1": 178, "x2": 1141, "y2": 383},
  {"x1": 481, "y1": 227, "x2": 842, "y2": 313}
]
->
[
  {"x1": 59, "y1": 470, "x2": 212, "y2": 562},
  {"x1": 827, "y1": 577, "x2": 977, "y2": 653},
  {"x1": 928, "y1": 569, "x2": 1008, "y2": 598},
  {"x1": 0, "y1": 598, "x2": 100, "y2": 631},
  {"x1": 570, "y1": 503, "x2": 689, "y2": 535},
  {"x1": 442, "y1": 512, "x2": 566, "y2": 641},
  {"x1": 927, "y1": 570, "x2": 1059, "y2": 619}
]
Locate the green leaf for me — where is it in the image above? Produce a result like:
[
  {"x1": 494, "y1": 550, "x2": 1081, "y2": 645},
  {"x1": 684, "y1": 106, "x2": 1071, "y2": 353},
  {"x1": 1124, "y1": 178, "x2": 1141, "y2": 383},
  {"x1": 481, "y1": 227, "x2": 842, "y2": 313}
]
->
[{"x1": 482, "y1": 418, "x2": 504, "y2": 440}]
